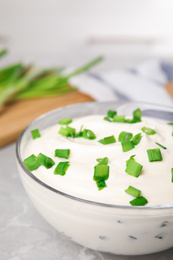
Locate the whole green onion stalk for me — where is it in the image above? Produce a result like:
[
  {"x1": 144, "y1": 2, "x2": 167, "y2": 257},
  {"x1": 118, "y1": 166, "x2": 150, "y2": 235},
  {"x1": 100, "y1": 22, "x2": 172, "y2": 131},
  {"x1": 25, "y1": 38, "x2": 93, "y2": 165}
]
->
[{"x1": 0, "y1": 49, "x2": 103, "y2": 112}]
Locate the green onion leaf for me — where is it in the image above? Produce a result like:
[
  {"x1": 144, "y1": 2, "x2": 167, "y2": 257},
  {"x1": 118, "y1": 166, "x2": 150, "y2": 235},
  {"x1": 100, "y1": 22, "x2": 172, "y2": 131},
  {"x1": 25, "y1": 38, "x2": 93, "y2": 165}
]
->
[
  {"x1": 37, "y1": 153, "x2": 55, "y2": 169},
  {"x1": 24, "y1": 154, "x2": 40, "y2": 171},
  {"x1": 132, "y1": 133, "x2": 142, "y2": 146},
  {"x1": 82, "y1": 129, "x2": 96, "y2": 140},
  {"x1": 118, "y1": 131, "x2": 133, "y2": 142},
  {"x1": 96, "y1": 180, "x2": 107, "y2": 190},
  {"x1": 147, "y1": 148, "x2": 162, "y2": 162},
  {"x1": 107, "y1": 110, "x2": 117, "y2": 118},
  {"x1": 96, "y1": 157, "x2": 108, "y2": 165},
  {"x1": 59, "y1": 126, "x2": 76, "y2": 137},
  {"x1": 98, "y1": 135, "x2": 116, "y2": 145},
  {"x1": 141, "y1": 127, "x2": 156, "y2": 135},
  {"x1": 155, "y1": 142, "x2": 167, "y2": 150},
  {"x1": 121, "y1": 141, "x2": 134, "y2": 152},
  {"x1": 31, "y1": 129, "x2": 41, "y2": 139},
  {"x1": 93, "y1": 165, "x2": 109, "y2": 182},
  {"x1": 58, "y1": 118, "x2": 72, "y2": 125},
  {"x1": 130, "y1": 196, "x2": 148, "y2": 206},
  {"x1": 55, "y1": 149, "x2": 70, "y2": 159},
  {"x1": 74, "y1": 125, "x2": 83, "y2": 138},
  {"x1": 125, "y1": 157, "x2": 143, "y2": 177},
  {"x1": 54, "y1": 161, "x2": 70, "y2": 175},
  {"x1": 133, "y1": 108, "x2": 142, "y2": 122},
  {"x1": 171, "y1": 168, "x2": 173, "y2": 183},
  {"x1": 113, "y1": 115, "x2": 125, "y2": 122},
  {"x1": 0, "y1": 49, "x2": 7, "y2": 58},
  {"x1": 125, "y1": 185, "x2": 141, "y2": 197},
  {"x1": 104, "y1": 116, "x2": 112, "y2": 122}
]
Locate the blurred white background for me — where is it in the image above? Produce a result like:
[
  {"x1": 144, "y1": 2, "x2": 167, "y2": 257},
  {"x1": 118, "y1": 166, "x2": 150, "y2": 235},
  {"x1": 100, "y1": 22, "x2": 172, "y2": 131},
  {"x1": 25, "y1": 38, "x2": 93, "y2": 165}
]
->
[{"x1": 0, "y1": 0, "x2": 173, "y2": 69}]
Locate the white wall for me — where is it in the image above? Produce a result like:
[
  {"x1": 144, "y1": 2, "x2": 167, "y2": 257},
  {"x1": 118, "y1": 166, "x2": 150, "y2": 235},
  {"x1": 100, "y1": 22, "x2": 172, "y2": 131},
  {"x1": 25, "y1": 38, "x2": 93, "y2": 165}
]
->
[{"x1": 0, "y1": 0, "x2": 173, "y2": 68}]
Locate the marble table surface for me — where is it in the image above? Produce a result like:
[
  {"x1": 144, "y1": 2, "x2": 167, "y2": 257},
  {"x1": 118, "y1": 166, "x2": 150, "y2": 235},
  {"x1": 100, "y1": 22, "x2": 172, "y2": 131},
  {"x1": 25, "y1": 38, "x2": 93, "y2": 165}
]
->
[{"x1": 1, "y1": 143, "x2": 173, "y2": 260}]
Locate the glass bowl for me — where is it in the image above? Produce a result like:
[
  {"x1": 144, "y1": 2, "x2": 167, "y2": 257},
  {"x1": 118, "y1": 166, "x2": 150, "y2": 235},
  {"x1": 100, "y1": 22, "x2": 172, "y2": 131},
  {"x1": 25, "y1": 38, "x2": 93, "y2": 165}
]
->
[{"x1": 16, "y1": 101, "x2": 173, "y2": 256}]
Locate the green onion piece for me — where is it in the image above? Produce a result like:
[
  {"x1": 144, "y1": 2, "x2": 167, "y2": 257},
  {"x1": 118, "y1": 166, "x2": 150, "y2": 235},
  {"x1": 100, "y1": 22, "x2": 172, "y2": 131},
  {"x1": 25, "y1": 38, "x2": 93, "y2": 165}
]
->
[
  {"x1": 121, "y1": 141, "x2": 134, "y2": 152},
  {"x1": 58, "y1": 118, "x2": 72, "y2": 125},
  {"x1": 125, "y1": 119, "x2": 136, "y2": 124},
  {"x1": 171, "y1": 168, "x2": 173, "y2": 183},
  {"x1": 155, "y1": 142, "x2": 167, "y2": 150},
  {"x1": 31, "y1": 129, "x2": 41, "y2": 139},
  {"x1": 133, "y1": 108, "x2": 142, "y2": 122},
  {"x1": 75, "y1": 125, "x2": 83, "y2": 138},
  {"x1": 37, "y1": 153, "x2": 55, "y2": 169},
  {"x1": 125, "y1": 157, "x2": 143, "y2": 177},
  {"x1": 141, "y1": 127, "x2": 156, "y2": 135},
  {"x1": 96, "y1": 180, "x2": 107, "y2": 190},
  {"x1": 118, "y1": 131, "x2": 133, "y2": 142},
  {"x1": 168, "y1": 123, "x2": 173, "y2": 125},
  {"x1": 55, "y1": 149, "x2": 70, "y2": 159},
  {"x1": 82, "y1": 129, "x2": 96, "y2": 140},
  {"x1": 107, "y1": 110, "x2": 117, "y2": 118},
  {"x1": 147, "y1": 148, "x2": 162, "y2": 162},
  {"x1": 130, "y1": 196, "x2": 148, "y2": 206},
  {"x1": 54, "y1": 161, "x2": 70, "y2": 175},
  {"x1": 125, "y1": 185, "x2": 141, "y2": 197},
  {"x1": 59, "y1": 126, "x2": 76, "y2": 137},
  {"x1": 104, "y1": 116, "x2": 112, "y2": 122},
  {"x1": 93, "y1": 165, "x2": 109, "y2": 182},
  {"x1": 113, "y1": 115, "x2": 125, "y2": 122},
  {"x1": 98, "y1": 135, "x2": 116, "y2": 145},
  {"x1": 24, "y1": 154, "x2": 40, "y2": 171},
  {"x1": 96, "y1": 157, "x2": 108, "y2": 165},
  {"x1": 132, "y1": 133, "x2": 142, "y2": 146}
]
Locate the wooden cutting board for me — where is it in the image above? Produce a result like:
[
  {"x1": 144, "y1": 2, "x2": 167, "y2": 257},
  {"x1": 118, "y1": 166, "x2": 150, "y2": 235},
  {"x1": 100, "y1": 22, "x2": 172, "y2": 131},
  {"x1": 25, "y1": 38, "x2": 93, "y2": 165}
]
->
[{"x1": 0, "y1": 91, "x2": 93, "y2": 148}]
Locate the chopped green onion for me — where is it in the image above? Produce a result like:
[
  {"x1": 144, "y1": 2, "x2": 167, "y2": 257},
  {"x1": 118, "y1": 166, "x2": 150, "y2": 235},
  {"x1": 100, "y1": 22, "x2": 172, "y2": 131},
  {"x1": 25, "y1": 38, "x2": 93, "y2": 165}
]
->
[
  {"x1": 132, "y1": 133, "x2": 142, "y2": 146},
  {"x1": 168, "y1": 123, "x2": 173, "y2": 125},
  {"x1": 96, "y1": 180, "x2": 107, "y2": 190},
  {"x1": 96, "y1": 157, "x2": 108, "y2": 165},
  {"x1": 155, "y1": 142, "x2": 167, "y2": 150},
  {"x1": 98, "y1": 135, "x2": 116, "y2": 145},
  {"x1": 55, "y1": 149, "x2": 70, "y2": 159},
  {"x1": 121, "y1": 141, "x2": 134, "y2": 152},
  {"x1": 104, "y1": 116, "x2": 112, "y2": 122},
  {"x1": 125, "y1": 157, "x2": 143, "y2": 177},
  {"x1": 82, "y1": 129, "x2": 96, "y2": 140},
  {"x1": 125, "y1": 185, "x2": 141, "y2": 197},
  {"x1": 107, "y1": 110, "x2": 117, "y2": 118},
  {"x1": 130, "y1": 196, "x2": 148, "y2": 206},
  {"x1": 93, "y1": 165, "x2": 109, "y2": 182},
  {"x1": 24, "y1": 154, "x2": 40, "y2": 171},
  {"x1": 75, "y1": 125, "x2": 83, "y2": 137},
  {"x1": 118, "y1": 131, "x2": 133, "y2": 142},
  {"x1": 31, "y1": 129, "x2": 41, "y2": 139},
  {"x1": 37, "y1": 153, "x2": 55, "y2": 169},
  {"x1": 171, "y1": 168, "x2": 173, "y2": 183},
  {"x1": 58, "y1": 118, "x2": 72, "y2": 125},
  {"x1": 54, "y1": 161, "x2": 70, "y2": 175},
  {"x1": 147, "y1": 148, "x2": 162, "y2": 162},
  {"x1": 113, "y1": 115, "x2": 125, "y2": 122},
  {"x1": 141, "y1": 127, "x2": 156, "y2": 135},
  {"x1": 133, "y1": 108, "x2": 142, "y2": 122},
  {"x1": 59, "y1": 126, "x2": 76, "y2": 137}
]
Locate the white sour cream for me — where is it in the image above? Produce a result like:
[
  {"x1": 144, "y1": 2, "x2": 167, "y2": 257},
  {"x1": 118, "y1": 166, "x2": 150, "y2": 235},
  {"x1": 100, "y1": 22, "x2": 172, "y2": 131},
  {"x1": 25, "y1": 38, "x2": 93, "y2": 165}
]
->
[{"x1": 23, "y1": 115, "x2": 173, "y2": 206}]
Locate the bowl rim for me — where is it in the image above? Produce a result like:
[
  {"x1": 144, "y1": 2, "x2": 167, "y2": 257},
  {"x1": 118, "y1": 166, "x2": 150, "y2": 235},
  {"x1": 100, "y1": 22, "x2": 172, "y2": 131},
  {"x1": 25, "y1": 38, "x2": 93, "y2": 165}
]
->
[{"x1": 16, "y1": 100, "x2": 173, "y2": 210}]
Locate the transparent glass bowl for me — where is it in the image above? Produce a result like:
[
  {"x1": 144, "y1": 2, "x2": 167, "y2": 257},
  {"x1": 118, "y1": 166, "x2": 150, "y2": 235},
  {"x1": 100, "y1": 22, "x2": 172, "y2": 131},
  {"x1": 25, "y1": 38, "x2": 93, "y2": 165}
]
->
[{"x1": 16, "y1": 101, "x2": 173, "y2": 255}]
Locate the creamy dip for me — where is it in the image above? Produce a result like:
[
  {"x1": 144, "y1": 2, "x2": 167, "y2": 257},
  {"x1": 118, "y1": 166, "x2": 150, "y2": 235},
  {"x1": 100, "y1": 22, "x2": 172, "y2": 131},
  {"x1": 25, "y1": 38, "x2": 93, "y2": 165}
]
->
[{"x1": 23, "y1": 115, "x2": 173, "y2": 206}]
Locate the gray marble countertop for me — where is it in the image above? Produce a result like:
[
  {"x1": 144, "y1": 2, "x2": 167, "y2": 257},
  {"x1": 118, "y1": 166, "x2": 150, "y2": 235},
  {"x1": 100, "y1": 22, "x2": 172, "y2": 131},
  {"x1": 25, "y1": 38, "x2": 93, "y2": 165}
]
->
[{"x1": 1, "y1": 143, "x2": 173, "y2": 260}]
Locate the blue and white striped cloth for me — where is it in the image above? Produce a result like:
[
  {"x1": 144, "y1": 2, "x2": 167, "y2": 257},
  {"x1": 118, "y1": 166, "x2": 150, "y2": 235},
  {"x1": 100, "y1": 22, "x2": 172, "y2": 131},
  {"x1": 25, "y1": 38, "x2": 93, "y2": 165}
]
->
[{"x1": 70, "y1": 60, "x2": 173, "y2": 107}]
